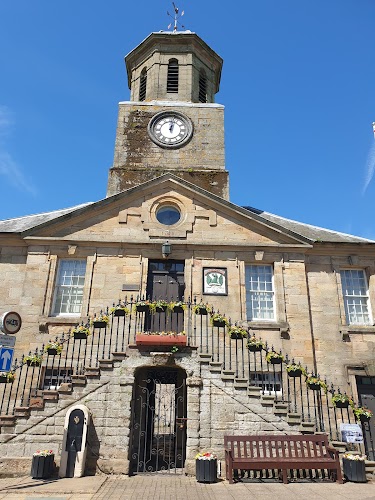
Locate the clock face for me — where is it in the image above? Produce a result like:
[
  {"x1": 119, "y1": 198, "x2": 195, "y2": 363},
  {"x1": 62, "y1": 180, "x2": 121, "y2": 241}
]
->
[{"x1": 148, "y1": 111, "x2": 193, "y2": 148}]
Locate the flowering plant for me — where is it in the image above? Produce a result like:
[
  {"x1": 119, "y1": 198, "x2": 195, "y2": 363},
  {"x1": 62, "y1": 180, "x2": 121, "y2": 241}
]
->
[
  {"x1": 265, "y1": 351, "x2": 284, "y2": 363},
  {"x1": 228, "y1": 325, "x2": 248, "y2": 338},
  {"x1": 44, "y1": 341, "x2": 63, "y2": 354},
  {"x1": 71, "y1": 325, "x2": 91, "y2": 336},
  {"x1": 195, "y1": 452, "x2": 217, "y2": 460},
  {"x1": 305, "y1": 374, "x2": 328, "y2": 393},
  {"x1": 343, "y1": 453, "x2": 366, "y2": 461},
  {"x1": 331, "y1": 392, "x2": 353, "y2": 407},
  {"x1": 91, "y1": 313, "x2": 109, "y2": 325},
  {"x1": 353, "y1": 406, "x2": 373, "y2": 420},
  {"x1": 168, "y1": 301, "x2": 187, "y2": 312},
  {"x1": 193, "y1": 303, "x2": 212, "y2": 315},
  {"x1": 137, "y1": 331, "x2": 186, "y2": 336},
  {"x1": 109, "y1": 305, "x2": 130, "y2": 315},
  {"x1": 286, "y1": 363, "x2": 306, "y2": 375},
  {"x1": 24, "y1": 354, "x2": 43, "y2": 365},
  {"x1": 246, "y1": 336, "x2": 265, "y2": 350},
  {"x1": 210, "y1": 313, "x2": 229, "y2": 326},
  {"x1": 33, "y1": 449, "x2": 54, "y2": 457},
  {"x1": 0, "y1": 371, "x2": 15, "y2": 382},
  {"x1": 149, "y1": 300, "x2": 169, "y2": 313}
]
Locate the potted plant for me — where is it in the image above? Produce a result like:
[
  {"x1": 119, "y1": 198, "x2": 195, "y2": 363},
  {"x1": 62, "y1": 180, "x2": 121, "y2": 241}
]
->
[
  {"x1": 342, "y1": 453, "x2": 367, "y2": 483},
  {"x1": 109, "y1": 304, "x2": 130, "y2": 317},
  {"x1": 149, "y1": 299, "x2": 169, "y2": 314},
  {"x1": 169, "y1": 300, "x2": 187, "y2": 313},
  {"x1": 286, "y1": 363, "x2": 305, "y2": 378},
  {"x1": 133, "y1": 299, "x2": 150, "y2": 313},
  {"x1": 195, "y1": 452, "x2": 217, "y2": 483},
  {"x1": 246, "y1": 335, "x2": 265, "y2": 352},
  {"x1": 305, "y1": 374, "x2": 328, "y2": 393},
  {"x1": 25, "y1": 354, "x2": 43, "y2": 367},
  {"x1": 331, "y1": 392, "x2": 353, "y2": 409},
  {"x1": 31, "y1": 449, "x2": 55, "y2": 479},
  {"x1": 44, "y1": 341, "x2": 63, "y2": 356},
  {"x1": 193, "y1": 303, "x2": 211, "y2": 316},
  {"x1": 91, "y1": 312, "x2": 109, "y2": 328},
  {"x1": 228, "y1": 325, "x2": 248, "y2": 339},
  {"x1": 71, "y1": 324, "x2": 91, "y2": 340},
  {"x1": 0, "y1": 371, "x2": 15, "y2": 384},
  {"x1": 210, "y1": 313, "x2": 229, "y2": 328},
  {"x1": 135, "y1": 331, "x2": 187, "y2": 347},
  {"x1": 353, "y1": 406, "x2": 373, "y2": 423},
  {"x1": 265, "y1": 350, "x2": 284, "y2": 365}
]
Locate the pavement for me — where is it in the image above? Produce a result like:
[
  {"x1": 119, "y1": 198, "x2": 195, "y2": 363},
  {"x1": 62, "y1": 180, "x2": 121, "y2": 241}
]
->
[{"x1": 0, "y1": 475, "x2": 374, "y2": 500}]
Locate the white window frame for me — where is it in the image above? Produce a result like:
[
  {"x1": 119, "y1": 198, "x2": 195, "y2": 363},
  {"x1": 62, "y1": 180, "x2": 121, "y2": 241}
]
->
[
  {"x1": 245, "y1": 264, "x2": 276, "y2": 321},
  {"x1": 51, "y1": 259, "x2": 86, "y2": 316},
  {"x1": 340, "y1": 269, "x2": 372, "y2": 326}
]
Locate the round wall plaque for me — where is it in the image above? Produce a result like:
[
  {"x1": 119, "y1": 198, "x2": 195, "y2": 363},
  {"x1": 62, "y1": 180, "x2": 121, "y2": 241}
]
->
[{"x1": 0, "y1": 311, "x2": 22, "y2": 334}]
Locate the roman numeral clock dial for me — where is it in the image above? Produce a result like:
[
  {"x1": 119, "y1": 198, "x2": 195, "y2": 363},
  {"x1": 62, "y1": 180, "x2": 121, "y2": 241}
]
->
[{"x1": 148, "y1": 111, "x2": 193, "y2": 148}]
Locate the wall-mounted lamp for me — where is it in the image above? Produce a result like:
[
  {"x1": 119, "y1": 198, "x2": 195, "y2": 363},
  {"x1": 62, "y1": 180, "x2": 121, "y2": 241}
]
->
[{"x1": 162, "y1": 241, "x2": 171, "y2": 259}]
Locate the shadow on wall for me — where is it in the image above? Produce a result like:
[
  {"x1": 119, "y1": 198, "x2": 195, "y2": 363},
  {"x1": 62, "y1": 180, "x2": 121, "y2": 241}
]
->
[{"x1": 85, "y1": 421, "x2": 100, "y2": 476}]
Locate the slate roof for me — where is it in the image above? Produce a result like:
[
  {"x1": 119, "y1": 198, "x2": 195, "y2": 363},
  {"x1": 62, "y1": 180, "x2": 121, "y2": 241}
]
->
[{"x1": 0, "y1": 183, "x2": 373, "y2": 244}]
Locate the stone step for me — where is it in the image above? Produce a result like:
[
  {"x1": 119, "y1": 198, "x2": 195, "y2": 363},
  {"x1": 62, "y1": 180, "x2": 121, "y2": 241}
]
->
[
  {"x1": 248, "y1": 386, "x2": 262, "y2": 398},
  {"x1": 221, "y1": 370, "x2": 235, "y2": 381},
  {"x1": 261, "y1": 395, "x2": 275, "y2": 406},
  {"x1": 71, "y1": 375, "x2": 87, "y2": 386},
  {"x1": 85, "y1": 367, "x2": 100, "y2": 378},
  {"x1": 209, "y1": 362, "x2": 222, "y2": 373},
  {"x1": 112, "y1": 352, "x2": 127, "y2": 361},
  {"x1": 300, "y1": 421, "x2": 316, "y2": 433},
  {"x1": 287, "y1": 412, "x2": 302, "y2": 425},
  {"x1": 14, "y1": 407, "x2": 31, "y2": 418},
  {"x1": 42, "y1": 390, "x2": 59, "y2": 402},
  {"x1": 99, "y1": 359, "x2": 114, "y2": 370},
  {"x1": 274, "y1": 402, "x2": 288, "y2": 416},
  {"x1": 0, "y1": 415, "x2": 16, "y2": 427},
  {"x1": 198, "y1": 353, "x2": 212, "y2": 363},
  {"x1": 234, "y1": 378, "x2": 248, "y2": 389}
]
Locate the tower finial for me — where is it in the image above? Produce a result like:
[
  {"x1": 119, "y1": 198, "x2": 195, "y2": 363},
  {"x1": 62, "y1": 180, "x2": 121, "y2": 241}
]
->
[{"x1": 167, "y1": 2, "x2": 185, "y2": 32}]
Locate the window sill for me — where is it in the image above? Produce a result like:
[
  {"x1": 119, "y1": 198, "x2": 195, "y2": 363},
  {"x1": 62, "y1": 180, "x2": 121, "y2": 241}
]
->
[
  {"x1": 340, "y1": 325, "x2": 375, "y2": 341},
  {"x1": 246, "y1": 321, "x2": 289, "y2": 338},
  {"x1": 38, "y1": 316, "x2": 83, "y2": 333}
]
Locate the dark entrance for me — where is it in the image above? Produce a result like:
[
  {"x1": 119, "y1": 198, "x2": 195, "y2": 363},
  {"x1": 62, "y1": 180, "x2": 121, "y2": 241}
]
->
[
  {"x1": 356, "y1": 376, "x2": 375, "y2": 460},
  {"x1": 146, "y1": 260, "x2": 185, "y2": 333},
  {"x1": 129, "y1": 367, "x2": 187, "y2": 474}
]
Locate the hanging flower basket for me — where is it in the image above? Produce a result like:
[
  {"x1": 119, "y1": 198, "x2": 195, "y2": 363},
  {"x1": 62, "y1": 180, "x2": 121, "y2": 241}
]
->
[
  {"x1": 353, "y1": 406, "x2": 373, "y2": 422},
  {"x1": 25, "y1": 355, "x2": 43, "y2": 367},
  {"x1": 44, "y1": 342, "x2": 63, "y2": 356},
  {"x1": 91, "y1": 313, "x2": 109, "y2": 329},
  {"x1": 109, "y1": 306, "x2": 130, "y2": 317},
  {"x1": 247, "y1": 336, "x2": 264, "y2": 352},
  {"x1": 0, "y1": 372, "x2": 15, "y2": 384},
  {"x1": 149, "y1": 300, "x2": 169, "y2": 314},
  {"x1": 305, "y1": 375, "x2": 327, "y2": 393},
  {"x1": 193, "y1": 304, "x2": 211, "y2": 316},
  {"x1": 286, "y1": 364, "x2": 305, "y2": 378},
  {"x1": 72, "y1": 326, "x2": 91, "y2": 340},
  {"x1": 169, "y1": 301, "x2": 186, "y2": 313},
  {"x1": 332, "y1": 393, "x2": 352, "y2": 409},
  {"x1": 228, "y1": 326, "x2": 248, "y2": 339},
  {"x1": 210, "y1": 314, "x2": 229, "y2": 328},
  {"x1": 134, "y1": 301, "x2": 150, "y2": 313},
  {"x1": 266, "y1": 351, "x2": 284, "y2": 365}
]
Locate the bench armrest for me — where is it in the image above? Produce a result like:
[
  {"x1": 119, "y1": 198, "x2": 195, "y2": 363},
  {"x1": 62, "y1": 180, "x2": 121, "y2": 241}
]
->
[{"x1": 326, "y1": 445, "x2": 339, "y2": 459}]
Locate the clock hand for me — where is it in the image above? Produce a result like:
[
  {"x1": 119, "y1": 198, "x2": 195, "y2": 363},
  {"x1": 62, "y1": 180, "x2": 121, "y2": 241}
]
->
[{"x1": 169, "y1": 122, "x2": 174, "y2": 133}]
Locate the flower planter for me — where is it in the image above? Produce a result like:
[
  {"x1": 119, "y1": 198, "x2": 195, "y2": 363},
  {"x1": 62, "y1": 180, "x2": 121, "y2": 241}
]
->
[
  {"x1": 288, "y1": 369, "x2": 302, "y2": 377},
  {"x1": 93, "y1": 321, "x2": 107, "y2": 328},
  {"x1": 31, "y1": 454, "x2": 54, "y2": 479},
  {"x1": 136, "y1": 334, "x2": 187, "y2": 347},
  {"x1": 359, "y1": 415, "x2": 371, "y2": 423},
  {"x1": 195, "y1": 309, "x2": 208, "y2": 315},
  {"x1": 74, "y1": 332, "x2": 89, "y2": 340},
  {"x1": 307, "y1": 383, "x2": 321, "y2": 391},
  {"x1": 136, "y1": 305, "x2": 149, "y2": 313},
  {"x1": 248, "y1": 344, "x2": 263, "y2": 352},
  {"x1": 230, "y1": 332, "x2": 245, "y2": 340},
  {"x1": 334, "y1": 400, "x2": 349, "y2": 409},
  {"x1": 26, "y1": 360, "x2": 41, "y2": 367},
  {"x1": 171, "y1": 306, "x2": 184, "y2": 313},
  {"x1": 154, "y1": 306, "x2": 168, "y2": 313},
  {"x1": 0, "y1": 378, "x2": 11, "y2": 384},
  {"x1": 46, "y1": 348, "x2": 58, "y2": 356},
  {"x1": 212, "y1": 320, "x2": 226, "y2": 328},
  {"x1": 196, "y1": 459, "x2": 217, "y2": 483},
  {"x1": 113, "y1": 309, "x2": 126, "y2": 317},
  {"x1": 268, "y1": 357, "x2": 282, "y2": 365},
  {"x1": 342, "y1": 458, "x2": 366, "y2": 483}
]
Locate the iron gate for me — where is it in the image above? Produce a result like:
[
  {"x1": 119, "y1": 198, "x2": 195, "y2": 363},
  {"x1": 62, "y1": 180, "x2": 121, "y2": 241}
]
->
[{"x1": 130, "y1": 368, "x2": 187, "y2": 474}]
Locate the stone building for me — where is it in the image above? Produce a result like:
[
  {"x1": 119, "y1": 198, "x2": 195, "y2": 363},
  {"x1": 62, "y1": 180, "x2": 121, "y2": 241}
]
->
[{"x1": 0, "y1": 30, "x2": 374, "y2": 476}]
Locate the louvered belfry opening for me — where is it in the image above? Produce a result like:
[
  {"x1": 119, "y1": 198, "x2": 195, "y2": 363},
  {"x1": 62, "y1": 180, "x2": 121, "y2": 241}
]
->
[
  {"x1": 139, "y1": 68, "x2": 147, "y2": 101},
  {"x1": 167, "y1": 59, "x2": 179, "y2": 93},
  {"x1": 198, "y1": 70, "x2": 207, "y2": 103}
]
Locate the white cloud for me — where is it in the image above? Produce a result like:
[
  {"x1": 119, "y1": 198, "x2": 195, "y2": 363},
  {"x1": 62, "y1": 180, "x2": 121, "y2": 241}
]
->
[
  {"x1": 0, "y1": 106, "x2": 37, "y2": 195},
  {"x1": 362, "y1": 140, "x2": 375, "y2": 195}
]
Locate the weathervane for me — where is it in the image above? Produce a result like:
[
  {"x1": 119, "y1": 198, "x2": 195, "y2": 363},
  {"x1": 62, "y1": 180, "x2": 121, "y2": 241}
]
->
[{"x1": 167, "y1": 2, "x2": 185, "y2": 32}]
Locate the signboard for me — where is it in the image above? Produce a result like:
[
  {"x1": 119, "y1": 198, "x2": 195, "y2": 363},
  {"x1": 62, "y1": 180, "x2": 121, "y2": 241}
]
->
[
  {"x1": 340, "y1": 423, "x2": 363, "y2": 443},
  {"x1": 0, "y1": 347, "x2": 14, "y2": 372},
  {"x1": 203, "y1": 268, "x2": 228, "y2": 295},
  {"x1": 0, "y1": 311, "x2": 22, "y2": 334},
  {"x1": 0, "y1": 335, "x2": 16, "y2": 348}
]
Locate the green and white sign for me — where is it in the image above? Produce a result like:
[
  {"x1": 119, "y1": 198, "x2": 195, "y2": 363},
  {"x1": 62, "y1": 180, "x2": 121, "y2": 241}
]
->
[{"x1": 203, "y1": 268, "x2": 227, "y2": 295}]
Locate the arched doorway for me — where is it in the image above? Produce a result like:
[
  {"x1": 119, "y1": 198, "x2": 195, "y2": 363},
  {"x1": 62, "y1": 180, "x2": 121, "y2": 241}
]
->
[{"x1": 129, "y1": 366, "x2": 187, "y2": 474}]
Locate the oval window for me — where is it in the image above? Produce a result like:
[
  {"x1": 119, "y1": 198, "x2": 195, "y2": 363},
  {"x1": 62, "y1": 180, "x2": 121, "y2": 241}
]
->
[{"x1": 156, "y1": 206, "x2": 181, "y2": 225}]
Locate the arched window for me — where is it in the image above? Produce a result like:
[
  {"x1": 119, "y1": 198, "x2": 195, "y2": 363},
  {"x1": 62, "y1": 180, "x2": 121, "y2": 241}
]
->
[
  {"x1": 167, "y1": 59, "x2": 179, "y2": 93},
  {"x1": 199, "y1": 70, "x2": 207, "y2": 103},
  {"x1": 139, "y1": 67, "x2": 147, "y2": 101}
]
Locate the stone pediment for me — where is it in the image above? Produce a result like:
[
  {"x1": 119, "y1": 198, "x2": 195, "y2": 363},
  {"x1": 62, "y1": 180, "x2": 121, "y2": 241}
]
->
[{"x1": 21, "y1": 175, "x2": 312, "y2": 248}]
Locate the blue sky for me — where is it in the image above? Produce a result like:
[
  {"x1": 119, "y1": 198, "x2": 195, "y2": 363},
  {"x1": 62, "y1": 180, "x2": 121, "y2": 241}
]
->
[{"x1": 1, "y1": 1, "x2": 375, "y2": 239}]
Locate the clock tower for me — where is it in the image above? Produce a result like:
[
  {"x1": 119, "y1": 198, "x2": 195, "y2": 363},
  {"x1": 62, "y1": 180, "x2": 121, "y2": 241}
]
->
[{"x1": 107, "y1": 30, "x2": 229, "y2": 199}]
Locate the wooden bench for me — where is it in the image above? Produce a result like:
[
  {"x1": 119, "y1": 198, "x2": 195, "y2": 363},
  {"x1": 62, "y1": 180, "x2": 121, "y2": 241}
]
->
[{"x1": 224, "y1": 434, "x2": 343, "y2": 484}]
